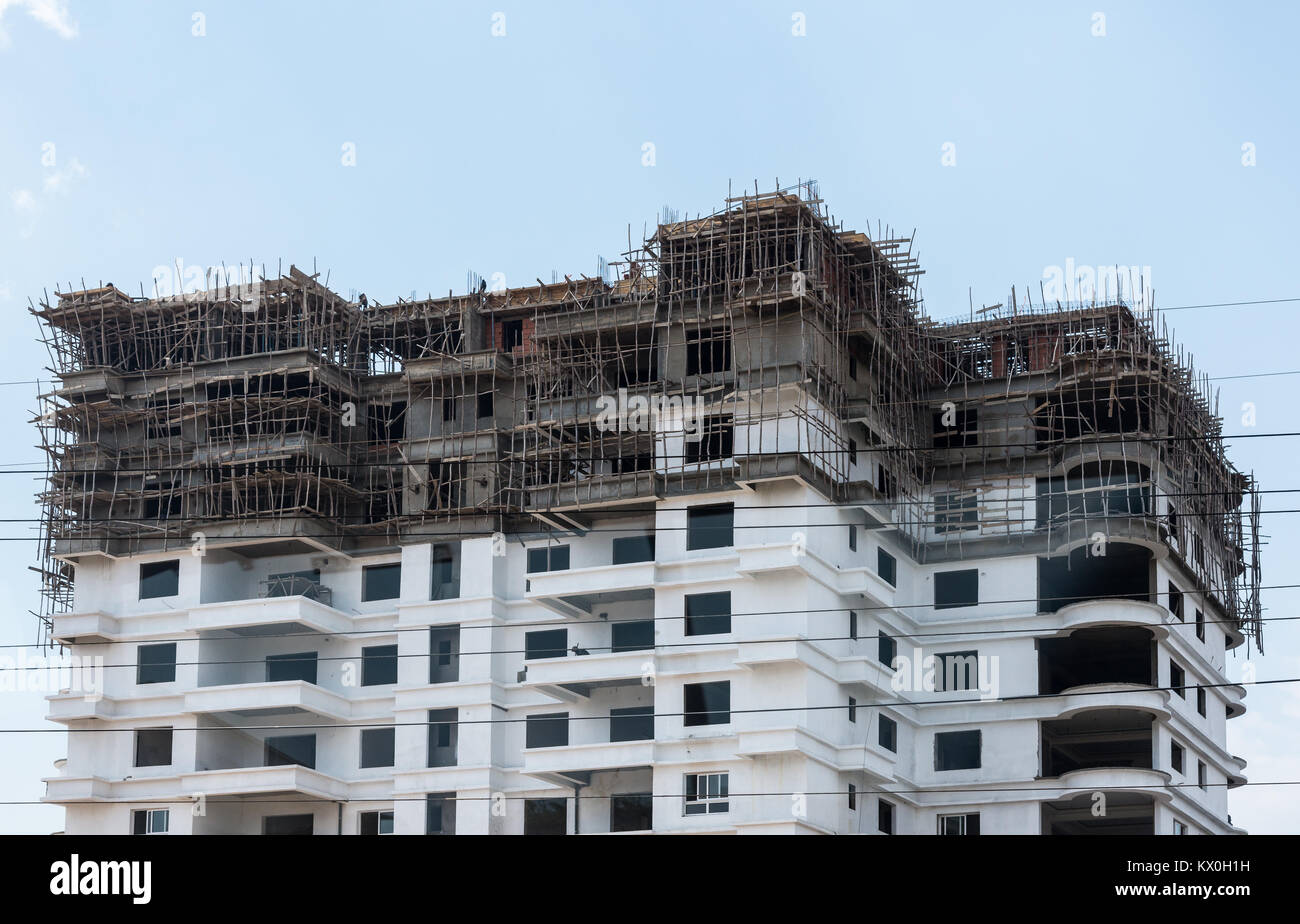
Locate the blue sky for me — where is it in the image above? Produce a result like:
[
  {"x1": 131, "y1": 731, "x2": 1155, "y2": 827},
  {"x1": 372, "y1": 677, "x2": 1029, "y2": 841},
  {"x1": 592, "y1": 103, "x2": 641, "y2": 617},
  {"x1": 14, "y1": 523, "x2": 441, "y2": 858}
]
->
[{"x1": 0, "y1": 0, "x2": 1297, "y2": 833}]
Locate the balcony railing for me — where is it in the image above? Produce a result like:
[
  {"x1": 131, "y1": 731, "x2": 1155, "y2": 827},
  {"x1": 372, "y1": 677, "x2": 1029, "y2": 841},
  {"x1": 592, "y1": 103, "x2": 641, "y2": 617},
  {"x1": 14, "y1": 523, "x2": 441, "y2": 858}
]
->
[{"x1": 260, "y1": 575, "x2": 332, "y2": 606}]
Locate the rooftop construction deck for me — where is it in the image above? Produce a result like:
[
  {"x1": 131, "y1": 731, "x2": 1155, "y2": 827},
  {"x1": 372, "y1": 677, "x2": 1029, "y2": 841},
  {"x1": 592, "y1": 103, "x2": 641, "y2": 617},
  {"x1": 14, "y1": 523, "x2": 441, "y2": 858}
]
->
[{"x1": 30, "y1": 184, "x2": 1263, "y2": 652}]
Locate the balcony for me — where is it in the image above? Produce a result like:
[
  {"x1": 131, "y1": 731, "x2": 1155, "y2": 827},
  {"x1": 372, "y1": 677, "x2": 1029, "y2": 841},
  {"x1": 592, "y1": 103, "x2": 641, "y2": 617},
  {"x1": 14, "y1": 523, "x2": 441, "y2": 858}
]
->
[
  {"x1": 520, "y1": 649, "x2": 652, "y2": 703},
  {"x1": 1041, "y1": 789, "x2": 1158, "y2": 835},
  {"x1": 525, "y1": 561, "x2": 657, "y2": 618},
  {"x1": 190, "y1": 594, "x2": 351, "y2": 636},
  {"x1": 523, "y1": 739, "x2": 655, "y2": 788},
  {"x1": 1040, "y1": 708, "x2": 1155, "y2": 778},
  {"x1": 185, "y1": 680, "x2": 352, "y2": 720},
  {"x1": 1039, "y1": 626, "x2": 1155, "y2": 695}
]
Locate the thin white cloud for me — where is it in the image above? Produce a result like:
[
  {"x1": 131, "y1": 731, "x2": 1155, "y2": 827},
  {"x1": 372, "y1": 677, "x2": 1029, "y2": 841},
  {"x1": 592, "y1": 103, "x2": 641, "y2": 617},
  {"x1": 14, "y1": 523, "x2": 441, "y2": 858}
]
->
[
  {"x1": 0, "y1": 0, "x2": 77, "y2": 47},
  {"x1": 10, "y1": 188, "x2": 35, "y2": 213},
  {"x1": 42, "y1": 157, "x2": 86, "y2": 194}
]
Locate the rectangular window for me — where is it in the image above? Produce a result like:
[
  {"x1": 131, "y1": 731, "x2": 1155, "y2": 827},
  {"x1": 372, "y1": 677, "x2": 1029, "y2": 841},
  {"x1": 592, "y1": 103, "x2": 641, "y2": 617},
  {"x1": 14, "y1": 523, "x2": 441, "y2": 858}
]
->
[
  {"x1": 359, "y1": 810, "x2": 394, "y2": 836},
  {"x1": 879, "y1": 715, "x2": 898, "y2": 752},
  {"x1": 429, "y1": 626, "x2": 459, "y2": 683},
  {"x1": 935, "y1": 651, "x2": 979, "y2": 692},
  {"x1": 935, "y1": 730, "x2": 981, "y2": 771},
  {"x1": 263, "y1": 814, "x2": 314, "y2": 836},
  {"x1": 878, "y1": 631, "x2": 897, "y2": 667},
  {"x1": 1174, "y1": 820, "x2": 1189, "y2": 835},
  {"x1": 131, "y1": 808, "x2": 169, "y2": 835},
  {"x1": 500, "y1": 319, "x2": 524, "y2": 352},
  {"x1": 137, "y1": 643, "x2": 177, "y2": 684},
  {"x1": 848, "y1": 438, "x2": 859, "y2": 466},
  {"x1": 1198, "y1": 761, "x2": 1207, "y2": 790},
  {"x1": 686, "y1": 503, "x2": 734, "y2": 550},
  {"x1": 938, "y1": 812, "x2": 980, "y2": 835},
  {"x1": 362, "y1": 563, "x2": 401, "y2": 602},
  {"x1": 610, "y1": 706, "x2": 654, "y2": 742},
  {"x1": 1171, "y1": 661, "x2": 1186, "y2": 698},
  {"x1": 685, "y1": 415, "x2": 734, "y2": 464},
  {"x1": 134, "y1": 728, "x2": 173, "y2": 767},
  {"x1": 360, "y1": 727, "x2": 395, "y2": 768},
  {"x1": 139, "y1": 560, "x2": 179, "y2": 600},
  {"x1": 427, "y1": 709, "x2": 458, "y2": 767},
  {"x1": 849, "y1": 610, "x2": 858, "y2": 641},
  {"x1": 1195, "y1": 608, "x2": 1205, "y2": 642},
  {"x1": 684, "y1": 772, "x2": 729, "y2": 815},
  {"x1": 1197, "y1": 686, "x2": 1207, "y2": 717},
  {"x1": 526, "y1": 545, "x2": 571, "y2": 573},
  {"x1": 1171, "y1": 741, "x2": 1185, "y2": 774},
  {"x1": 426, "y1": 793, "x2": 456, "y2": 835},
  {"x1": 265, "y1": 734, "x2": 316, "y2": 769},
  {"x1": 442, "y1": 396, "x2": 458, "y2": 422},
  {"x1": 934, "y1": 569, "x2": 979, "y2": 609},
  {"x1": 683, "y1": 681, "x2": 730, "y2": 726},
  {"x1": 848, "y1": 524, "x2": 858, "y2": 552},
  {"x1": 878, "y1": 799, "x2": 895, "y2": 834},
  {"x1": 848, "y1": 696, "x2": 857, "y2": 723},
  {"x1": 525, "y1": 712, "x2": 570, "y2": 749},
  {"x1": 610, "y1": 793, "x2": 653, "y2": 832},
  {"x1": 685, "y1": 327, "x2": 731, "y2": 376},
  {"x1": 476, "y1": 392, "x2": 494, "y2": 420},
  {"x1": 612, "y1": 535, "x2": 655, "y2": 564},
  {"x1": 934, "y1": 492, "x2": 979, "y2": 533},
  {"x1": 524, "y1": 798, "x2": 567, "y2": 835},
  {"x1": 685, "y1": 591, "x2": 731, "y2": 636},
  {"x1": 431, "y1": 544, "x2": 460, "y2": 599},
  {"x1": 877, "y1": 548, "x2": 897, "y2": 586},
  {"x1": 266, "y1": 651, "x2": 318, "y2": 684},
  {"x1": 362, "y1": 644, "x2": 399, "y2": 686},
  {"x1": 1168, "y1": 582, "x2": 1184, "y2": 621},
  {"x1": 525, "y1": 628, "x2": 568, "y2": 660},
  {"x1": 932, "y1": 408, "x2": 978, "y2": 448},
  {"x1": 611, "y1": 620, "x2": 654, "y2": 653},
  {"x1": 848, "y1": 783, "x2": 857, "y2": 810}
]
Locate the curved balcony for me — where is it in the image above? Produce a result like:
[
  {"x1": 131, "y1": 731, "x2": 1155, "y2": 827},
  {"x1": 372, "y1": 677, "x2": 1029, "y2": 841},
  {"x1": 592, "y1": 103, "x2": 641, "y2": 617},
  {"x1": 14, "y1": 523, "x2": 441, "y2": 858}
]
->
[
  {"x1": 1052, "y1": 598, "x2": 1170, "y2": 635},
  {"x1": 1040, "y1": 707, "x2": 1160, "y2": 778},
  {"x1": 1039, "y1": 625, "x2": 1157, "y2": 695},
  {"x1": 1040, "y1": 789, "x2": 1158, "y2": 835}
]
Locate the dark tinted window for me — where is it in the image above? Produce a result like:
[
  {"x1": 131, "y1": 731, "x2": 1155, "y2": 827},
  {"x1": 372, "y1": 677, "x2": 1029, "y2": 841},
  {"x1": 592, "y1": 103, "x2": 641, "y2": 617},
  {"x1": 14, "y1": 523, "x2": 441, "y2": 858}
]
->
[
  {"x1": 878, "y1": 799, "x2": 894, "y2": 834},
  {"x1": 525, "y1": 629, "x2": 567, "y2": 660},
  {"x1": 1170, "y1": 661, "x2": 1186, "y2": 697},
  {"x1": 687, "y1": 503, "x2": 734, "y2": 550},
  {"x1": 879, "y1": 715, "x2": 897, "y2": 752},
  {"x1": 935, "y1": 569, "x2": 979, "y2": 609},
  {"x1": 936, "y1": 651, "x2": 979, "y2": 692},
  {"x1": 263, "y1": 814, "x2": 314, "y2": 835},
  {"x1": 360, "y1": 727, "x2": 395, "y2": 768},
  {"x1": 877, "y1": 548, "x2": 897, "y2": 586},
  {"x1": 362, "y1": 563, "x2": 401, "y2": 601},
  {"x1": 429, "y1": 626, "x2": 460, "y2": 683},
  {"x1": 610, "y1": 794, "x2": 653, "y2": 832},
  {"x1": 265, "y1": 734, "x2": 316, "y2": 769},
  {"x1": 427, "y1": 708, "x2": 458, "y2": 767},
  {"x1": 358, "y1": 810, "x2": 393, "y2": 836},
  {"x1": 134, "y1": 728, "x2": 173, "y2": 767},
  {"x1": 524, "y1": 798, "x2": 567, "y2": 835},
  {"x1": 612, "y1": 535, "x2": 655, "y2": 564},
  {"x1": 140, "y1": 560, "x2": 179, "y2": 600},
  {"x1": 610, "y1": 706, "x2": 654, "y2": 741},
  {"x1": 1171, "y1": 741, "x2": 1184, "y2": 774},
  {"x1": 527, "y1": 546, "x2": 570, "y2": 573},
  {"x1": 849, "y1": 610, "x2": 858, "y2": 641},
  {"x1": 611, "y1": 619, "x2": 654, "y2": 653},
  {"x1": 525, "y1": 712, "x2": 569, "y2": 749},
  {"x1": 266, "y1": 651, "x2": 317, "y2": 684},
  {"x1": 426, "y1": 793, "x2": 456, "y2": 835},
  {"x1": 137, "y1": 643, "x2": 177, "y2": 684},
  {"x1": 685, "y1": 592, "x2": 731, "y2": 636},
  {"x1": 1197, "y1": 686, "x2": 1207, "y2": 717},
  {"x1": 684, "y1": 681, "x2": 730, "y2": 726},
  {"x1": 878, "y1": 631, "x2": 897, "y2": 667},
  {"x1": 1168, "y1": 582, "x2": 1184, "y2": 620},
  {"x1": 362, "y1": 645, "x2": 399, "y2": 685},
  {"x1": 935, "y1": 730, "x2": 981, "y2": 771},
  {"x1": 685, "y1": 327, "x2": 730, "y2": 376}
]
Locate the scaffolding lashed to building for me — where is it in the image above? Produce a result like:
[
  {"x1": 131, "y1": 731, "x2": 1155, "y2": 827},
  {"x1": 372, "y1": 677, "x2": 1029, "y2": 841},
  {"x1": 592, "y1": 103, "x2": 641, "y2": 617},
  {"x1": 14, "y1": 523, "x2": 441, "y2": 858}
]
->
[{"x1": 30, "y1": 183, "x2": 1263, "y2": 652}]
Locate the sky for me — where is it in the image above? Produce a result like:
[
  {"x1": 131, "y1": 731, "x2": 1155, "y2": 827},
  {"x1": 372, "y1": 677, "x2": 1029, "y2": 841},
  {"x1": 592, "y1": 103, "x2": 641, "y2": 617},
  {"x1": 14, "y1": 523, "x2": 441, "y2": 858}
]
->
[{"x1": 0, "y1": 0, "x2": 1296, "y2": 834}]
